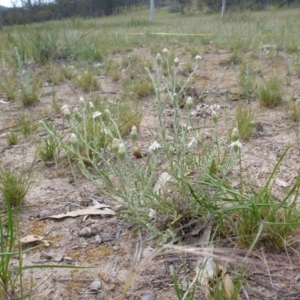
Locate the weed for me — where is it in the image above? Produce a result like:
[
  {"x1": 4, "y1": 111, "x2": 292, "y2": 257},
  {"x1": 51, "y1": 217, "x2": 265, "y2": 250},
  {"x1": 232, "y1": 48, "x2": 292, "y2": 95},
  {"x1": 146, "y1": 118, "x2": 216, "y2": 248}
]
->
[
  {"x1": 258, "y1": 75, "x2": 283, "y2": 108},
  {"x1": 295, "y1": 63, "x2": 300, "y2": 78},
  {"x1": 235, "y1": 105, "x2": 255, "y2": 141}
]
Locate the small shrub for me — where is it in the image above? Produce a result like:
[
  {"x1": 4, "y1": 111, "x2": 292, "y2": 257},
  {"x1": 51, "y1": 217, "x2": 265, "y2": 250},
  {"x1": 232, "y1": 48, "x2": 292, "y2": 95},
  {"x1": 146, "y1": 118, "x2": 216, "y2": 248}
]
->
[{"x1": 258, "y1": 75, "x2": 283, "y2": 108}]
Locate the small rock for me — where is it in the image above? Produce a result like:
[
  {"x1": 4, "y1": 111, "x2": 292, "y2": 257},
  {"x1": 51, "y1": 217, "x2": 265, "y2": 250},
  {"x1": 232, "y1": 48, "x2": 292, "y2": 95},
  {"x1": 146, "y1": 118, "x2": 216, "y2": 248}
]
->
[
  {"x1": 141, "y1": 293, "x2": 157, "y2": 300},
  {"x1": 79, "y1": 227, "x2": 93, "y2": 237},
  {"x1": 90, "y1": 280, "x2": 101, "y2": 291},
  {"x1": 40, "y1": 210, "x2": 52, "y2": 217},
  {"x1": 112, "y1": 246, "x2": 119, "y2": 251},
  {"x1": 95, "y1": 235, "x2": 102, "y2": 244}
]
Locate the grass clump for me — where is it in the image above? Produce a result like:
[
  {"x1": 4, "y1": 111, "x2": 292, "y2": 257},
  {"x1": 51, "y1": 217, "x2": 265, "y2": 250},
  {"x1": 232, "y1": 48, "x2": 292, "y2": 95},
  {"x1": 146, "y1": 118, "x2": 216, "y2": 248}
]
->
[
  {"x1": 0, "y1": 74, "x2": 19, "y2": 101},
  {"x1": 0, "y1": 167, "x2": 33, "y2": 207},
  {"x1": 38, "y1": 135, "x2": 59, "y2": 162},
  {"x1": 73, "y1": 71, "x2": 100, "y2": 92},
  {"x1": 5, "y1": 132, "x2": 18, "y2": 146},
  {"x1": 258, "y1": 75, "x2": 283, "y2": 108},
  {"x1": 237, "y1": 62, "x2": 256, "y2": 100},
  {"x1": 235, "y1": 105, "x2": 255, "y2": 141}
]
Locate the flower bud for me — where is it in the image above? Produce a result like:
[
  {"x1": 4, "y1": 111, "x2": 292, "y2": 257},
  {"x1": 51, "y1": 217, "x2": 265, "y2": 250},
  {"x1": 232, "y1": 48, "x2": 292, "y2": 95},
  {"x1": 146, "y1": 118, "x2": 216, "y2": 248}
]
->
[
  {"x1": 117, "y1": 143, "x2": 126, "y2": 161},
  {"x1": 231, "y1": 128, "x2": 239, "y2": 142},
  {"x1": 111, "y1": 138, "x2": 120, "y2": 155},
  {"x1": 172, "y1": 93, "x2": 178, "y2": 106},
  {"x1": 212, "y1": 110, "x2": 218, "y2": 124},
  {"x1": 74, "y1": 108, "x2": 82, "y2": 122},
  {"x1": 89, "y1": 101, "x2": 95, "y2": 112},
  {"x1": 70, "y1": 133, "x2": 79, "y2": 153},
  {"x1": 156, "y1": 53, "x2": 162, "y2": 67},
  {"x1": 186, "y1": 97, "x2": 193, "y2": 111},
  {"x1": 79, "y1": 97, "x2": 85, "y2": 109},
  {"x1": 130, "y1": 126, "x2": 138, "y2": 143},
  {"x1": 174, "y1": 57, "x2": 179, "y2": 68},
  {"x1": 104, "y1": 109, "x2": 111, "y2": 119},
  {"x1": 162, "y1": 48, "x2": 169, "y2": 58},
  {"x1": 63, "y1": 108, "x2": 71, "y2": 121}
]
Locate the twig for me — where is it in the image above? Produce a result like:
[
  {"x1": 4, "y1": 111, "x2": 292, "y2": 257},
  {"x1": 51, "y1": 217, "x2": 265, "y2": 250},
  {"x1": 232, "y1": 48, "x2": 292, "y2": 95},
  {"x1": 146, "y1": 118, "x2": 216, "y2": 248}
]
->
[{"x1": 32, "y1": 272, "x2": 53, "y2": 291}]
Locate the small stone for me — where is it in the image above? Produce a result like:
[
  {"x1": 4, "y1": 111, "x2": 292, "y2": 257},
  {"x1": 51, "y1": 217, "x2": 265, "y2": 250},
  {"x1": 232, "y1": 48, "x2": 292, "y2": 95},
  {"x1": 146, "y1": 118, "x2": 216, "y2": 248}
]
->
[
  {"x1": 40, "y1": 210, "x2": 52, "y2": 217},
  {"x1": 112, "y1": 246, "x2": 119, "y2": 251},
  {"x1": 90, "y1": 280, "x2": 101, "y2": 291},
  {"x1": 79, "y1": 227, "x2": 93, "y2": 237},
  {"x1": 95, "y1": 235, "x2": 102, "y2": 244},
  {"x1": 141, "y1": 293, "x2": 157, "y2": 300}
]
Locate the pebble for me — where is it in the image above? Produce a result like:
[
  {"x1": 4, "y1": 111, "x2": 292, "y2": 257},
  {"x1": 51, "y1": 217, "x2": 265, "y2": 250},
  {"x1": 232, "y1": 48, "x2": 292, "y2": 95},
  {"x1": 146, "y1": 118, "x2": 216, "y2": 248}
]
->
[
  {"x1": 79, "y1": 227, "x2": 93, "y2": 237},
  {"x1": 90, "y1": 280, "x2": 101, "y2": 291},
  {"x1": 40, "y1": 210, "x2": 52, "y2": 217},
  {"x1": 112, "y1": 246, "x2": 119, "y2": 251},
  {"x1": 141, "y1": 293, "x2": 157, "y2": 300}
]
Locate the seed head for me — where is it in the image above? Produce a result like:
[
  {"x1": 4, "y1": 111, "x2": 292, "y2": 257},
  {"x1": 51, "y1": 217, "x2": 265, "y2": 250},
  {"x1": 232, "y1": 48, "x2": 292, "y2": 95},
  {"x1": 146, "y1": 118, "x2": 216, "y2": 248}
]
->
[{"x1": 174, "y1": 57, "x2": 179, "y2": 68}]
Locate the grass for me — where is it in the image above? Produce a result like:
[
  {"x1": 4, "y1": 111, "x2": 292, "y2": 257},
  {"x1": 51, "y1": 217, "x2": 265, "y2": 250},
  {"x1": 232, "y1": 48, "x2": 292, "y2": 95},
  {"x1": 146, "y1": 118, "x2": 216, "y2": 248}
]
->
[
  {"x1": 0, "y1": 167, "x2": 34, "y2": 207},
  {"x1": 235, "y1": 104, "x2": 255, "y2": 141},
  {"x1": 258, "y1": 75, "x2": 283, "y2": 108},
  {"x1": 2, "y1": 6, "x2": 300, "y2": 299}
]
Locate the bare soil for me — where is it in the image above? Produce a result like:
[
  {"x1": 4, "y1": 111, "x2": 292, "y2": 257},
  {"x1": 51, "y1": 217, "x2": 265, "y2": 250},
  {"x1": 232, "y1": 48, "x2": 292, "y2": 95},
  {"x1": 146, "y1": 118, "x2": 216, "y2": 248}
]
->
[{"x1": 1, "y1": 46, "x2": 300, "y2": 299}]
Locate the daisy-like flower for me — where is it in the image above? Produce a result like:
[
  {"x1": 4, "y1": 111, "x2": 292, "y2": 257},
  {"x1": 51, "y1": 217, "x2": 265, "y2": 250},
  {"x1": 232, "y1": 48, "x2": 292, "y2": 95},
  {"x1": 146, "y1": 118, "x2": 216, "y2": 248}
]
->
[
  {"x1": 93, "y1": 111, "x2": 102, "y2": 119},
  {"x1": 149, "y1": 141, "x2": 161, "y2": 154},
  {"x1": 230, "y1": 140, "x2": 242, "y2": 153}
]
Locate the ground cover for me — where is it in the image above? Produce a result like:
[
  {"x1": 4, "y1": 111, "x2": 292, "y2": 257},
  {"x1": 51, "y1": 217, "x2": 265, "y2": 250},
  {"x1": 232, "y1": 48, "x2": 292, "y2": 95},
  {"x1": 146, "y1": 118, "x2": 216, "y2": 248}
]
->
[{"x1": 1, "y1": 6, "x2": 300, "y2": 299}]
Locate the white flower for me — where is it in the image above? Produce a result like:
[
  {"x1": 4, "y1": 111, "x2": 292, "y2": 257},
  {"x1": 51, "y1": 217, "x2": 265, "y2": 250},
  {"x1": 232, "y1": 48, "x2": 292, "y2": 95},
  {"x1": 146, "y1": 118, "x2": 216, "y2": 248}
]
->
[
  {"x1": 162, "y1": 48, "x2": 169, "y2": 56},
  {"x1": 93, "y1": 111, "x2": 102, "y2": 119},
  {"x1": 230, "y1": 140, "x2": 242, "y2": 153},
  {"x1": 149, "y1": 141, "x2": 161, "y2": 153},
  {"x1": 148, "y1": 208, "x2": 157, "y2": 219},
  {"x1": 195, "y1": 55, "x2": 203, "y2": 62},
  {"x1": 89, "y1": 102, "x2": 94, "y2": 109},
  {"x1": 156, "y1": 53, "x2": 162, "y2": 67},
  {"x1": 174, "y1": 57, "x2": 179, "y2": 68}
]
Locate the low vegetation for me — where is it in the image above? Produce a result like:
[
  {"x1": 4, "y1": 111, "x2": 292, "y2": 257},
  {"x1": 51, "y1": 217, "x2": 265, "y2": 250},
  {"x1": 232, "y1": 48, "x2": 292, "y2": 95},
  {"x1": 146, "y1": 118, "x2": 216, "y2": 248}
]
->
[{"x1": 1, "y1": 4, "x2": 300, "y2": 299}]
